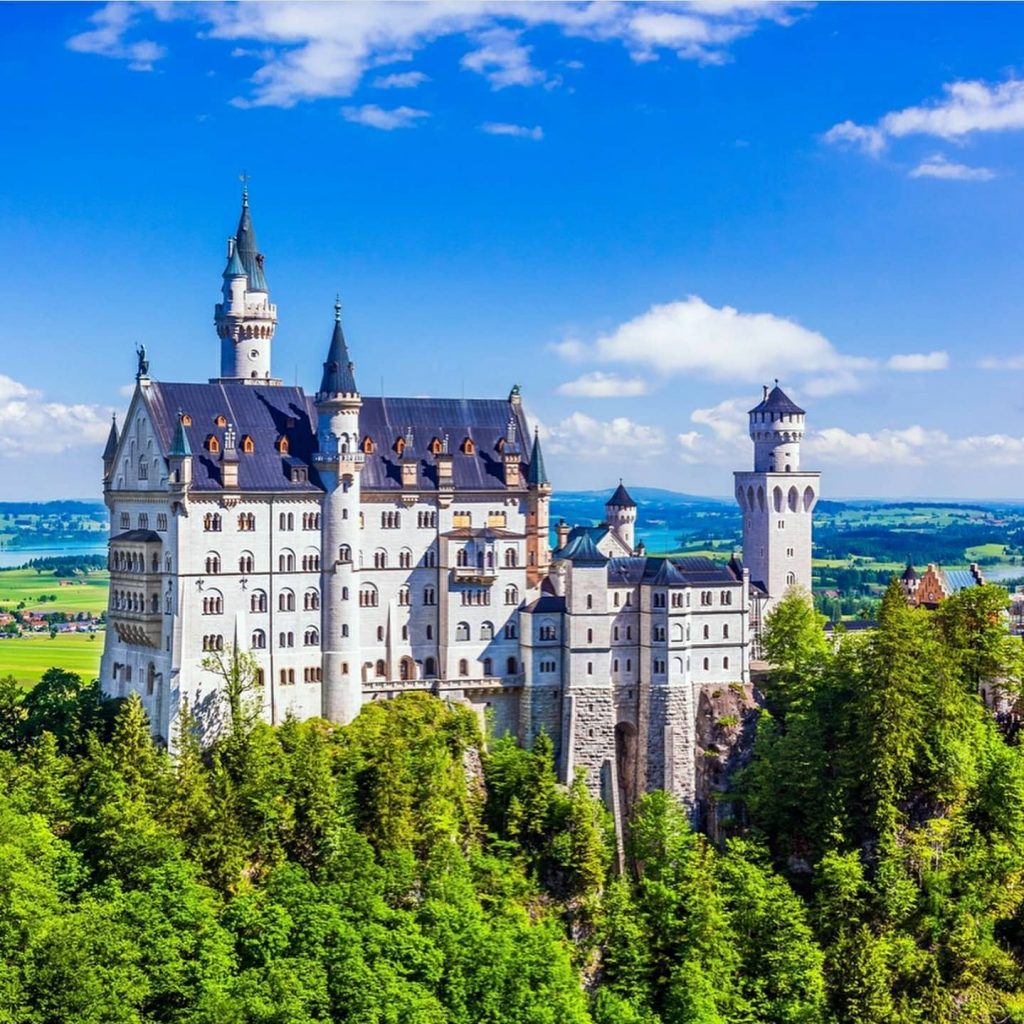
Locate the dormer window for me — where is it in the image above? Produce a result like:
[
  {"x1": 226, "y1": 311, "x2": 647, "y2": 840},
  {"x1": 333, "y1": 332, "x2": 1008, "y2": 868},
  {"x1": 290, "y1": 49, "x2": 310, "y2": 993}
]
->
[
  {"x1": 290, "y1": 465, "x2": 307, "y2": 483},
  {"x1": 214, "y1": 414, "x2": 227, "y2": 427},
  {"x1": 394, "y1": 436, "x2": 406, "y2": 455},
  {"x1": 460, "y1": 436, "x2": 475, "y2": 455},
  {"x1": 241, "y1": 435, "x2": 254, "y2": 454},
  {"x1": 205, "y1": 434, "x2": 220, "y2": 453},
  {"x1": 276, "y1": 436, "x2": 290, "y2": 455},
  {"x1": 361, "y1": 435, "x2": 374, "y2": 454},
  {"x1": 495, "y1": 437, "x2": 506, "y2": 452},
  {"x1": 180, "y1": 413, "x2": 192, "y2": 427}
]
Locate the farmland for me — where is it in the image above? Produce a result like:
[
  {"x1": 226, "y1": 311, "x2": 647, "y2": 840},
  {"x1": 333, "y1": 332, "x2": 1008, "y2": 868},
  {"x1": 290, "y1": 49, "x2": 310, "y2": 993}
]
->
[
  {"x1": 0, "y1": 567, "x2": 109, "y2": 616},
  {"x1": 0, "y1": 631, "x2": 104, "y2": 687}
]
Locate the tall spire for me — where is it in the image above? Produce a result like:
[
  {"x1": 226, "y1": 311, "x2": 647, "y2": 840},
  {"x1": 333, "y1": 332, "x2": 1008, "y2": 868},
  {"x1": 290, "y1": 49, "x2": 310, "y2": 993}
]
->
[
  {"x1": 527, "y1": 427, "x2": 549, "y2": 487},
  {"x1": 317, "y1": 297, "x2": 358, "y2": 399},
  {"x1": 233, "y1": 183, "x2": 268, "y2": 291},
  {"x1": 102, "y1": 413, "x2": 119, "y2": 463}
]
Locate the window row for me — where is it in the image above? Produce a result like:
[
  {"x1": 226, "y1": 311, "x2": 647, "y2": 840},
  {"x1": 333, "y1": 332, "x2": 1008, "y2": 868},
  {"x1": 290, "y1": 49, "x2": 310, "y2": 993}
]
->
[
  {"x1": 111, "y1": 590, "x2": 160, "y2": 614},
  {"x1": 118, "y1": 512, "x2": 168, "y2": 532},
  {"x1": 111, "y1": 550, "x2": 160, "y2": 574},
  {"x1": 455, "y1": 621, "x2": 518, "y2": 641},
  {"x1": 455, "y1": 547, "x2": 518, "y2": 568}
]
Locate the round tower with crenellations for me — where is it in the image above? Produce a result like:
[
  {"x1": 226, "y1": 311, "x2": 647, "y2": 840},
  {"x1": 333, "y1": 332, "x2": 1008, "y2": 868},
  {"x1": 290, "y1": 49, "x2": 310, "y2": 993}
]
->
[{"x1": 315, "y1": 298, "x2": 364, "y2": 723}]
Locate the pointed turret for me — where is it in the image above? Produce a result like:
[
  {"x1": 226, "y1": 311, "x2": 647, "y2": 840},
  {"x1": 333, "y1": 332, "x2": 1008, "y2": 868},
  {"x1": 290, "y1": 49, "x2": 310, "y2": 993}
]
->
[
  {"x1": 102, "y1": 414, "x2": 119, "y2": 484},
  {"x1": 168, "y1": 411, "x2": 193, "y2": 488},
  {"x1": 317, "y1": 298, "x2": 358, "y2": 399},
  {"x1": 605, "y1": 480, "x2": 637, "y2": 553},
  {"x1": 527, "y1": 428, "x2": 549, "y2": 488}
]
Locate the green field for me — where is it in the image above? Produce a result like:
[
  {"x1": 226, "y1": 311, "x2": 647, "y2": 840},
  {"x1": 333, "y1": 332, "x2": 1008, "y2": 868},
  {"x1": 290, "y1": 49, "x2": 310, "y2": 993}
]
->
[
  {"x1": 0, "y1": 568, "x2": 109, "y2": 615},
  {"x1": 0, "y1": 631, "x2": 104, "y2": 686}
]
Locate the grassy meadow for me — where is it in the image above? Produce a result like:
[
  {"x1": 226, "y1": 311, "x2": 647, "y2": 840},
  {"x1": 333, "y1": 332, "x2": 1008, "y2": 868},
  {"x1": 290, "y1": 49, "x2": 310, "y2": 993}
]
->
[
  {"x1": 0, "y1": 568, "x2": 109, "y2": 615},
  {"x1": 0, "y1": 631, "x2": 104, "y2": 686}
]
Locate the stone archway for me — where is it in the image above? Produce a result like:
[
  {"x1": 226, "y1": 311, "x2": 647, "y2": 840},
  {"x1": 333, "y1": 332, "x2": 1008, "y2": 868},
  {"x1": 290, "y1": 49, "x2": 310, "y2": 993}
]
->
[{"x1": 615, "y1": 721, "x2": 638, "y2": 816}]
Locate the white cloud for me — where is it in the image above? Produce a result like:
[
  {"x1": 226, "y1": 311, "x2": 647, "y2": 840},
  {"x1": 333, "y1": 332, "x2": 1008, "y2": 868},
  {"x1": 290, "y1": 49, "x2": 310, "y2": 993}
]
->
[
  {"x1": 557, "y1": 372, "x2": 648, "y2": 398},
  {"x1": 570, "y1": 295, "x2": 872, "y2": 391},
  {"x1": 690, "y1": 397, "x2": 748, "y2": 441},
  {"x1": 461, "y1": 26, "x2": 544, "y2": 89},
  {"x1": 482, "y1": 121, "x2": 544, "y2": 140},
  {"x1": 909, "y1": 155, "x2": 995, "y2": 181},
  {"x1": 885, "y1": 351, "x2": 950, "y2": 372},
  {"x1": 822, "y1": 120, "x2": 885, "y2": 155},
  {"x1": 373, "y1": 70, "x2": 429, "y2": 89},
  {"x1": 0, "y1": 374, "x2": 115, "y2": 457},
  {"x1": 67, "y1": 2, "x2": 167, "y2": 71},
  {"x1": 806, "y1": 424, "x2": 1024, "y2": 467},
  {"x1": 827, "y1": 75, "x2": 1024, "y2": 171},
  {"x1": 341, "y1": 104, "x2": 429, "y2": 130},
  {"x1": 544, "y1": 411, "x2": 665, "y2": 460},
  {"x1": 979, "y1": 355, "x2": 1024, "y2": 370},
  {"x1": 68, "y1": 2, "x2": 803, "y2": 106}
]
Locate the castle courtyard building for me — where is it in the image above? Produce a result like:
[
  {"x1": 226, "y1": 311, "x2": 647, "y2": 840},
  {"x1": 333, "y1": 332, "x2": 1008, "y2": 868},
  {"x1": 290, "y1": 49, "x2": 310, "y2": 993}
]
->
[{"x1": 100, "y1": 191, "x2": 819, "y2": 822}]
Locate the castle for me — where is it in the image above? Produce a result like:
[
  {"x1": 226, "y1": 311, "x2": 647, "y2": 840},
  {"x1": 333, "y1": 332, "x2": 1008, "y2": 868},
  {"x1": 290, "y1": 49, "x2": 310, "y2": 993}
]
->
[{"x1": 100, "y1": 189, "x2": 819, "y2": 820}]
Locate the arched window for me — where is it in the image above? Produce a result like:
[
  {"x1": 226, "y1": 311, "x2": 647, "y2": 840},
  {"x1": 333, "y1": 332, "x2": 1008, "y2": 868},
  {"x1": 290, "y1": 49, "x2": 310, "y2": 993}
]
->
[
  {"x1": 251, "y1": 590, "x2": 267, "y2": 613},
  {"x1": 504, "y1": 622, "x2": 517, "y2": 639},
  {"x1": 460, "y1": 437, "x2": 475, "y2": 455},
  {"x1": 304, "y1": 628, "x2": 319, "y2": 646},
  {"x1": 375, "y1": 659, "x2": 386, "y2": 678},
  {"x1": 374, "y1": 549, "x2": 387, "y2": 569},
  {"x1": 251, "y1": 629, "x2": 266, "y2": 649},
  {"x1": 505, "y1": 585, "x2": 518, "y2": 606},
  {"x1": 339, "y1": 544, "x2": 351, "y2": 562},
  {"x1": 279, "y1": 589, "x2": 295, "y2": 612},
  {"x1": 703, "y1": 657, "x2": 710, "y2": 671},
  {"x1": 423, "y1": 586, "x2": 436, "y2": 605},
  {"x1": 279, "y1": 550, "x2": 296, "y2": 572},
  {"x1": 205, "y1": 552, "x2": 220, "y2": 575},
  {"x1": 424, "y1": 657, "x2": 437, "y2": 677},
  {"x1": 504, "y1": 547, "x2": 517, "y2": 568},
  {"x1": 703, "y1": 624, "x2": 710, "y2": 639},
  {"x1": 458, "y1": 659, "x2": 469, "y2": 677},
  {"x1": 723, "y1": 624, "x2": 729, "y2": 639},
  {"x1": 483, "y1": 657, "x2": 493, "y2": 676},
  {"x1": 304, "y1": 589, "x2": 320, "y2": 610},
  {"x1": 507, "y1": 656, "x2": 518, "y2": 675},
  {"x1": 398, "y1": 585, "x2": 410, "y2": 607},
  {"x1": 723, "y1": 656, "x2": 730, "y2": 670},
  {"x1": 399, "y1": 548, "x2": 413, "y2": 569},
  {"x1": 205, "y1": 435, "x2": 220, "y2": 454},
  {"x1": 276, "y1": 435, "x2": 290, "y2": 455},
  {"x1": 241, "y1": 435, "x2": 254, "y2": 454},
  {"x1": 359, "y1": 584, "x2": 378, "y2": 608},
  {"x1": 480, "y1": 621, "x2": 494, "y2": 640},
  {"x1": 376, "y1": 625, "x2": 384, "y2": 642},
  {"x1": 456, "y1": 621, "x2": 470, "y2": 641},
  {"x1": 239, "y1": 551, "x2": 254, "y2": 573},
  {"x1": 456, "y1": 547, "x2": 469, "y2": 568}
]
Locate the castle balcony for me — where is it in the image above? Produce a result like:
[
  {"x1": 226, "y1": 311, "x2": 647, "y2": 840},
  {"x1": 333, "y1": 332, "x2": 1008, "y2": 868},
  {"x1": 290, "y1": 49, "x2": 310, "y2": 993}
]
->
[
  {"x1": 451, "y1": 566, "x2": 498, "y2": 584},
  {"x1": 361, "y1": 675, "x2": 521, "y2": 697},
  {"x1": 109, "y1": 609, "x2": 162, "y2": 648}
]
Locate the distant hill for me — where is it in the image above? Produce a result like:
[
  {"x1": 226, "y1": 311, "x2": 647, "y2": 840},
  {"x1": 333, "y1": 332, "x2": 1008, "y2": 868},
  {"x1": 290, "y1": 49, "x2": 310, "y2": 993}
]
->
[{"x1": 557, "y1": 487, "x2": 732, "y2": 506}]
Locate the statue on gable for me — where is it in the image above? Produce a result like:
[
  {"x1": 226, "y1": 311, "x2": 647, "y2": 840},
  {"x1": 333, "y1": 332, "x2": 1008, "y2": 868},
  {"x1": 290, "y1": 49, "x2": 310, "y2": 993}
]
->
[{"x1": 136, "y1": 344, "x2": 149, "y2": 380}]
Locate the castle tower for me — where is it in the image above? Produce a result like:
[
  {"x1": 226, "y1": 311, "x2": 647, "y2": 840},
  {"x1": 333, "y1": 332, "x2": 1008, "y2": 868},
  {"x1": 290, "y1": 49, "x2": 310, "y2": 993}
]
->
[
  {"x1": 101, "y1": 414, "x2": 119, "y2": 489},
  {"x1": 213, "y1": 185, "x2": 280, "y2": 385},
  {"x1": 734, "y1": 382, "x2": 819, "y2": 614},
  {"x1": 525, "y1": 428, "x2": 552, "y2": 587},
  {"x1": 605, "y1": 481, "x2": 636, "y2": 553},
  {"x1": 315, "y1": 298, "x2": 364, "y2": 723}
]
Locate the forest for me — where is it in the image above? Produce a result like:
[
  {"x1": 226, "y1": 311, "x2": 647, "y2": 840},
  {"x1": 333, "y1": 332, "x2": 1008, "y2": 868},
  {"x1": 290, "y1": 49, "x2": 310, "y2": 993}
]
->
[{"x1": 3, "y1": 581, "x2": 1024, "y2": 1022}]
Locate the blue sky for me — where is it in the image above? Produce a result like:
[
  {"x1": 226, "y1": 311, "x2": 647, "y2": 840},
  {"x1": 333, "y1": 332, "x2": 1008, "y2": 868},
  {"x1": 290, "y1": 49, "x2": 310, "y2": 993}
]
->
[{"x1": 4, "y1": 2, "x2": 1024, "y2": 500}]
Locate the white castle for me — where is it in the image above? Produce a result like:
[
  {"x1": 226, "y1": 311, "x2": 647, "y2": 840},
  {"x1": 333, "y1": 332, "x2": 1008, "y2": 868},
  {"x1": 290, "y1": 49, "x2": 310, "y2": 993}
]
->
[{"x1": 100, "y1": 190, "x2": 819, "y2": 819}]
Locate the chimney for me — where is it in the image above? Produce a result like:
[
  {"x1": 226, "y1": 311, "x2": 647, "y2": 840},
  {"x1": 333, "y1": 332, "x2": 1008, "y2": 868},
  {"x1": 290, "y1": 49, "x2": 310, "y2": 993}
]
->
[
  {"x1": 401, "y1": 427, "x2": 418, "y2": 488},
  {"x1": 435, "y1": 433, "x2": 454, "y2": 492},
  {"x1": 555, "y1": 519, "x2": 570, "y2": 551},
  {"x1": 221, "y1": 423, "x2": 239, "y2": 489}
]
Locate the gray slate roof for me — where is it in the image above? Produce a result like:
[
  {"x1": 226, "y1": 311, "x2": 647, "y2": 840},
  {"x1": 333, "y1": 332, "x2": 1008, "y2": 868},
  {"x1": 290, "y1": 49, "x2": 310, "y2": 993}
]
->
[
  {"x1": 554, "y1": 531, "x2": 609, "y2": 565},
  {"x1": 234, "y1": 191, "x2": 268, "y2": 292},
  {"x1": 749, "y1": 383, "x2": 805, "y2": 417},
  {"x1": 606, "y1": 555, "x2": 739, "y2": 586},
  {"x1": 606, "y1": 481, "x2": 636, "y2": 508},
  {"x1": 526, "y1": 429, "x2": 549, "y2": 487},
  {"x1": 145, "y1": 382, "x2": 537, "y2": 494}
]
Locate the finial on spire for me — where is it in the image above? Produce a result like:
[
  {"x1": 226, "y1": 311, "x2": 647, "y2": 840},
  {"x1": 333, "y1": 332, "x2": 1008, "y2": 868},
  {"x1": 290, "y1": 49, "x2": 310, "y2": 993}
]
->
[
  {"x1": 240, "y1": 170, "x2": 249, "y2": 207},
  {"x1": 334, "y1": 294, "x2": 342, "y2": 323}
]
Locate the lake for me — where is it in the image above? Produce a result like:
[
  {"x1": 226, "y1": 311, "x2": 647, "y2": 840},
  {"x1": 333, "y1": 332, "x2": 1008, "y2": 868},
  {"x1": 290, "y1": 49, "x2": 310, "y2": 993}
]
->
[{"x1": 0, "y1": 542, "x2": 108, "y2": 570}]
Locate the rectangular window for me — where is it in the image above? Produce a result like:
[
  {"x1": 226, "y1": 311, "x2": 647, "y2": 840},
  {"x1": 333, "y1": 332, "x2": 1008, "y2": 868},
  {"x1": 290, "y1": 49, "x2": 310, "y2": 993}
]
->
[
  {"x1": 138, "y1": 513, "x2": 148, "y2": 529},
  {"x1": 487, "y1": 511, "x2": 507, "y2": 528},
  {"x1": 453, "y1": 511, "x2": 472, "y2": 528},
  {"x1": 156, "y1": 514, "x2": 167, "y2": 531},
  {"x1": 120, "y1": 512, "x2": 130, "y2": 529}
]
